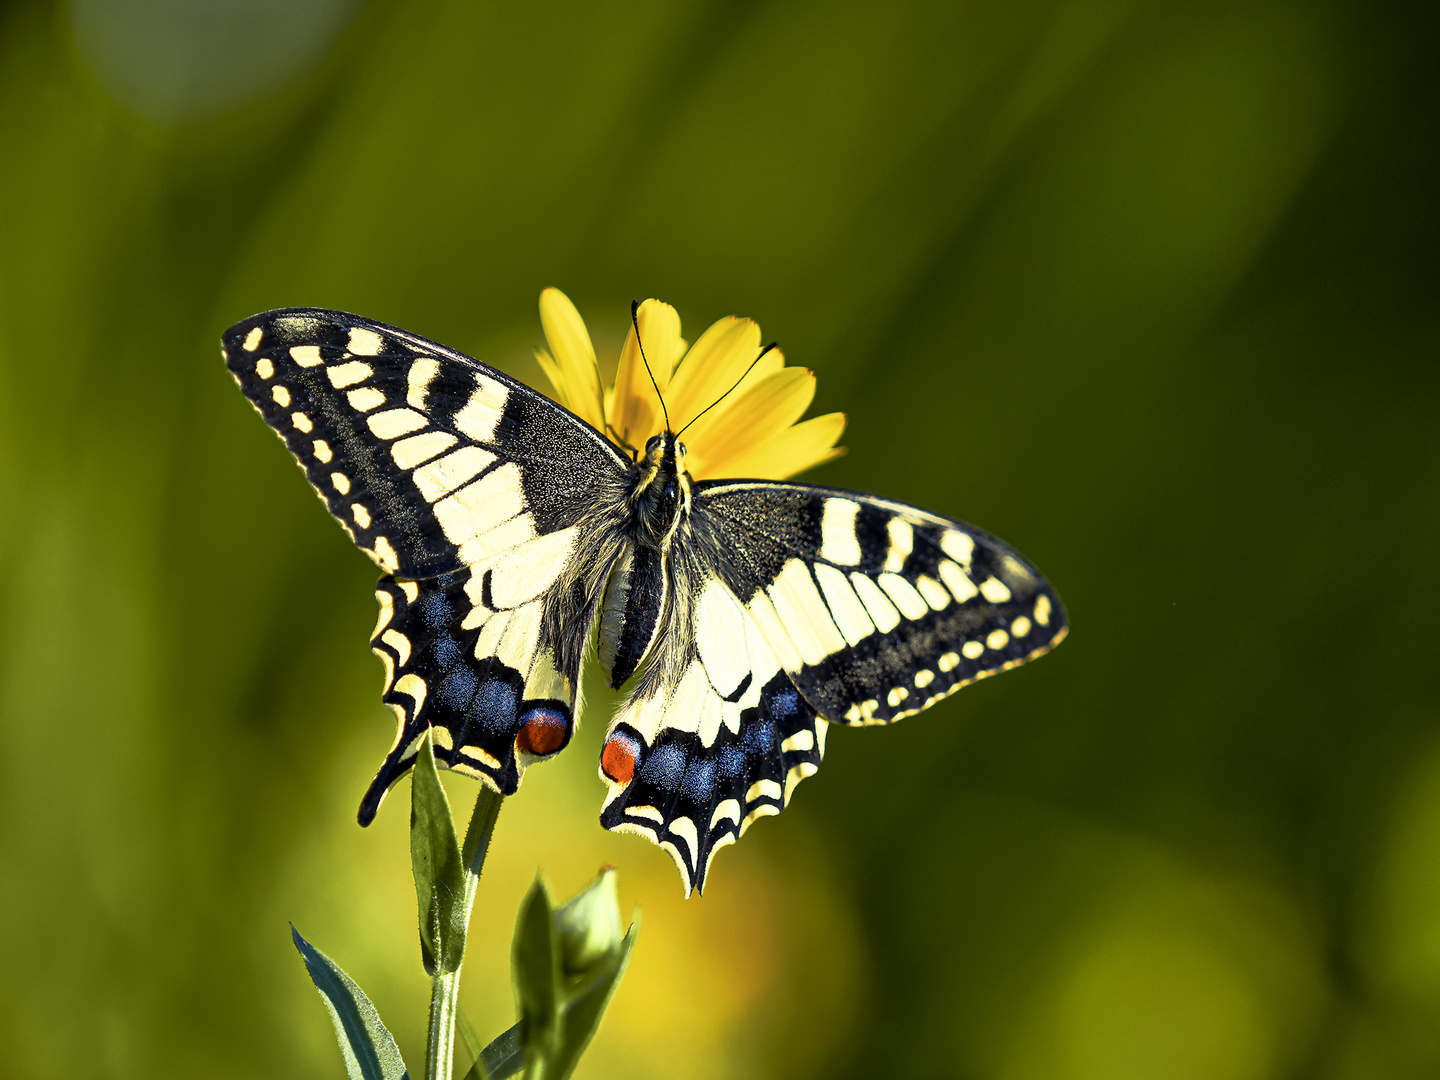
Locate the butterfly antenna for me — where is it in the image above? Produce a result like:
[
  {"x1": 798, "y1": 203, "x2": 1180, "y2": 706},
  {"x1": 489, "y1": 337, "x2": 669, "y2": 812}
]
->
[
  {"x1": 676, "y1": 341, "x2": 778, "y2": 438},
  {"x1": 631, "y1": 299, "x2": 671, "y2": 434}
]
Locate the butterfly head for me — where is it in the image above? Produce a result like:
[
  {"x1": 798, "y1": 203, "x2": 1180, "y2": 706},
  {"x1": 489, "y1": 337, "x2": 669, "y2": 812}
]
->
[{"x1": 644, "y1": 431, "x2": 686, "y2": 465}]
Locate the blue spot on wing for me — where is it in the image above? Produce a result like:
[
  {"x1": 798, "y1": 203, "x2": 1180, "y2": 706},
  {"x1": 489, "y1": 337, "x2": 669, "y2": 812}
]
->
[
  {"x1": 420, "y1": 592, "x2": 452, "y2": 630},
  {"x1": 681, "y1": 758, "x2": 716, "y2": 804},
  {"x1": 640, "y1": 744, "x2": 686, "y2": 792},
  {"x1": 437, "y1": 667, "x2": 478, "y2": 710},
  {"x1": 432, "y1": 635, "x2": 462, "y2": 667},
  {"x1": 717, "y1": 746, "x2": 746, "y2": 780},
  {"x1": 743, "y1": 720, "x2": 775, "y2": 755},
  {"x1": 768, "y1": 688, "x2": 800, "y2": 719},
  {"x1": 474, "y1": 679, "x2": 518, "y2": 734}
]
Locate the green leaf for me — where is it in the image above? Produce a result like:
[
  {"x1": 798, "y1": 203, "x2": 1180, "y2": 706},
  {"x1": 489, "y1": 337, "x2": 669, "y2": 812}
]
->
[
  {"x1": 512, "y1": 878, "x2": 562, "y2": 1075},
  {"x1": 410, "y1": 730, "x2": 467, "y2": 974},
  {"x1": 554, "y1": 868, "x2": 622, "y2": 978},
  {"x1": 469, "y1": 1024, "x2": 522, "y2": 1080},
  {"x1": 456, "y1": 1008, "x2": 492, "y2": 1080},
  {"x1": 547, "y1": 926, "x2": 638, "y2": 1080},
  {"x1": 291, "y1": 925, "x2": 410, "y2": 1080}
]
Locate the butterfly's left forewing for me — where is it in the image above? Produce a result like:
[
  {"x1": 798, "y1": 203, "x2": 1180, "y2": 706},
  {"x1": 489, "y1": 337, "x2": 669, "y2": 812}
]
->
[{"x1": 223, "y1": 309, "x2": 629, "y2": 820}]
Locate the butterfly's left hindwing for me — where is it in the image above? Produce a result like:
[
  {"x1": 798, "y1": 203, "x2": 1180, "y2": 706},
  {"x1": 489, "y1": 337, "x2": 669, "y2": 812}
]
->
[{"x1": 222, "y1": 309, "x2": 628, "y2": 820}]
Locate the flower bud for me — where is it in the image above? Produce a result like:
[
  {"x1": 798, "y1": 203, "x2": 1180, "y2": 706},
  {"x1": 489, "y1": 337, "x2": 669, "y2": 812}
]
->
[{"x1": 555, "y1": 867, "x2": 623, "y2": 976}]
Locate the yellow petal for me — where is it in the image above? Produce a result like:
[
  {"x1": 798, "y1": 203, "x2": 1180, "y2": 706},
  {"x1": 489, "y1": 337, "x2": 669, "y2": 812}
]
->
[
  {"x1": 668, "y1": 337, "x2": 689, "y2": 377},
  {"x1": 539, "y1": 287, "x2": 605, "y2": 431},
  {"x1": 681, "y1": 366, "x2": 815, "y2": 470},
  {"x1": 611, "y1": 299, "x2": 682, "y2": 449},
  {"x1": 666, "y1": 317, "x2": 764, "y2": 429},
  {"x1": 698, "y1": 412, "x2": 846, "y2": 481},
  {"x1": 534, "y1": 347, "x2": 567, "y2": 405}
]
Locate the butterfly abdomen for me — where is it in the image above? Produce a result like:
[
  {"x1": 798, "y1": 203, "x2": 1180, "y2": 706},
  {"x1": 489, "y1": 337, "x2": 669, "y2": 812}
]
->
[{"x1": 598, "y1": 548, "x2": 669, "y2": 688}]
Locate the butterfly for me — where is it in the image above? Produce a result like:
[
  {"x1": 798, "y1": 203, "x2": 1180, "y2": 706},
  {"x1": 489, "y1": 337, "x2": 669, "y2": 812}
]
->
[{"x1": 222, "y1": 306, "x2": 1067, "y2": 895}]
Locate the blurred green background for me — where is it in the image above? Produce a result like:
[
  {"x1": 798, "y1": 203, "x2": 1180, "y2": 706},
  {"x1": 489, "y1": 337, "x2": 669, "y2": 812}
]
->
[{"x1": 1, "y1": 0, "x2": 1438, "y2": 1076}]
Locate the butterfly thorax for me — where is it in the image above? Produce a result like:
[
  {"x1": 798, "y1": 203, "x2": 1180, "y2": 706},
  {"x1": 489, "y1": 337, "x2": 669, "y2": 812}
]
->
[
  {"x1": 628, "y1": 433, "x2": 691, "y2": 548},
  {"x1": 598, "y1": 433, "x2": 691, "y2": 688}
]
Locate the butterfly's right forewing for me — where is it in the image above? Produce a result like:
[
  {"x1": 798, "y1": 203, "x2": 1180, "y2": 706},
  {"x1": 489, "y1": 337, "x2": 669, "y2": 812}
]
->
[{"x1": 694, "y1": 481, "x2": 1067, "y2": 725}]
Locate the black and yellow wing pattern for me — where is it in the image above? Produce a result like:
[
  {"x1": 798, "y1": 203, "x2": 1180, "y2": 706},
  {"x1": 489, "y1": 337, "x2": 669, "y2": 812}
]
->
[
  {"x1": 223, "y1": 307, "x2": 1066, "y2": 895},
  {"x1": 223, "y1": 309, "x2": 629, "y2": 821},
  {"x1": 597, "y1": 482, "x2": 1065, "y2": 893}
]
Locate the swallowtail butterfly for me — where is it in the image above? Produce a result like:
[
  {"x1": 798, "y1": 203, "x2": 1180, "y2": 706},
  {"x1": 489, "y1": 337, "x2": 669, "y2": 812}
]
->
[{"x1": 223, "y1": 308, "x2": 1067, "y2": 894}]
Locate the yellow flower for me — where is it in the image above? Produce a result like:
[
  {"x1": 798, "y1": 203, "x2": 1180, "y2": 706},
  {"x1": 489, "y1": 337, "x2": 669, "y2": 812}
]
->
[{"x1": 533, "y1": 288, "x2": 845, "y2": 481}]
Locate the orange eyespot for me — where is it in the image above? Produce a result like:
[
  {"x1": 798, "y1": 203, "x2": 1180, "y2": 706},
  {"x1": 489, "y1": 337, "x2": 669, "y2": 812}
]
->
[
  {"x1": 516, "y1": 708, "x2": 567, "y2": 756},
  {"x1": 601, "y1": 731, "x2": 641, "y2": 785}
]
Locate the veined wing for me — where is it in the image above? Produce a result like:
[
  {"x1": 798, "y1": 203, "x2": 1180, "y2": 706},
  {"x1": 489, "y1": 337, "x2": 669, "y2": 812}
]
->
[
  {"x1": 222, "y1": 308, "x2": 629, "y2": 819},
  {"x1": 363, "y1": 564, "x2": 598, "y2": 822},
  {"x1": 692, "y1": 481, "x2": 1067, "y2": 725},
  {"x1": 595, "y1": 482, "x2": 1065, "y2": 896},
  {"x1": 222, "y1": 308, "x2": 627, "y2": 577}
]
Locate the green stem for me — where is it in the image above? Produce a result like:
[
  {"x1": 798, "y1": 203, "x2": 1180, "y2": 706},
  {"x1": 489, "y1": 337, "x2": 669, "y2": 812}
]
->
[
  {"x1": 426, "y1": 784, "x2": 505, "y2": 1080},
  {"x1": 427, "y1": 969, "x2": 461, "y2": 1079},
  {"x1": 462, "y1": 784, "x2": 505, "y2": 905}
]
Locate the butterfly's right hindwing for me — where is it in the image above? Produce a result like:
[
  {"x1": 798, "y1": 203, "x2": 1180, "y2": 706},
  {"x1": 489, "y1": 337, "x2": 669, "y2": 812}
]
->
[{"x1": 362, "y1": 567, "x2": 598, "y2": 822}]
